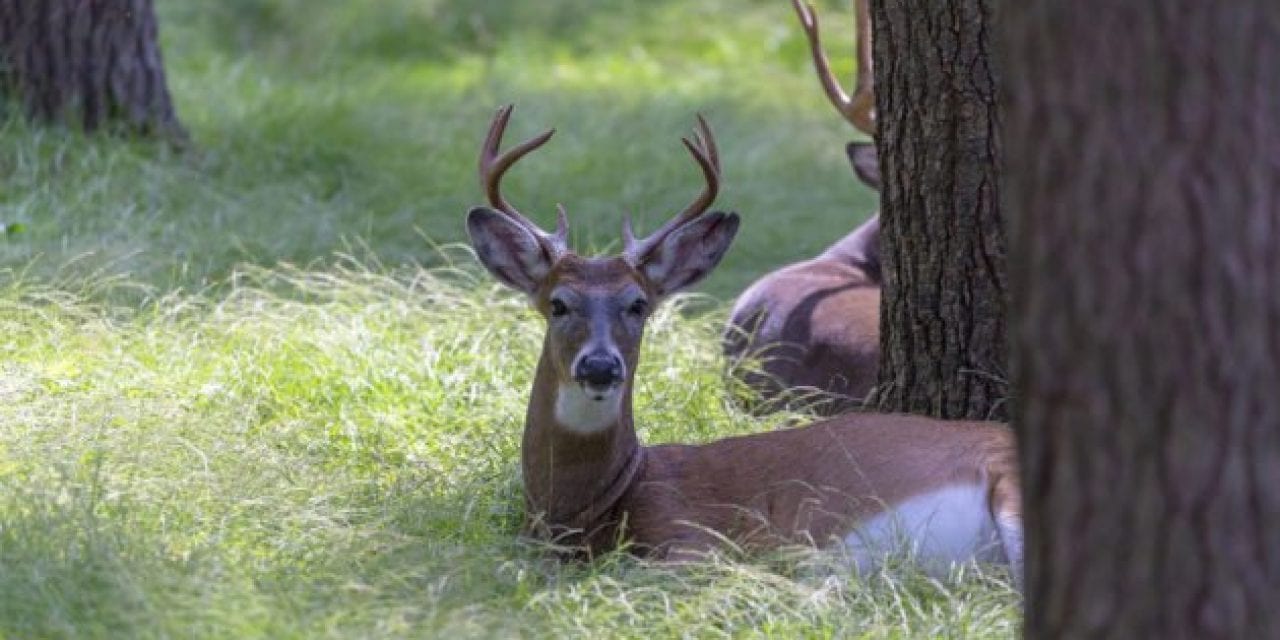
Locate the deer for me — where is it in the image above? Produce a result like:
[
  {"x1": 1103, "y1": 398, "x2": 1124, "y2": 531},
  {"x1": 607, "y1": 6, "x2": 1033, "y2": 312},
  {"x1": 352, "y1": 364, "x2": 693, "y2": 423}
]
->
[
  {"x1": 465, "y1": 105, "x2": 1022, "y2": 580},
  {"x1": 724, "y1": 0, "x2": 883, "y2": 415}
]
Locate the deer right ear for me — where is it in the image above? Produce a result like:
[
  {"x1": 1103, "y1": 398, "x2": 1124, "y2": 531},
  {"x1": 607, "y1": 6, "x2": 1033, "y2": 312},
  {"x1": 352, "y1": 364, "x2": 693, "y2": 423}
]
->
[
  {"x1": 635, "y1": 211, "x2": 739, "y2": 298},
  {"x1": 846, "y1": 142, "x2": 881, "y2": 191},
  {"x1": 466, "y1": 207, "x2": 553, "y2": 295}
]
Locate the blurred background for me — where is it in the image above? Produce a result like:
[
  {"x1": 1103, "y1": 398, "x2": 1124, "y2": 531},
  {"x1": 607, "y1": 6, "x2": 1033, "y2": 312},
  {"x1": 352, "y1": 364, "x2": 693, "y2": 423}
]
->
[{"x1": 0, "y1": 0, "x2": 874, "y2": 299}]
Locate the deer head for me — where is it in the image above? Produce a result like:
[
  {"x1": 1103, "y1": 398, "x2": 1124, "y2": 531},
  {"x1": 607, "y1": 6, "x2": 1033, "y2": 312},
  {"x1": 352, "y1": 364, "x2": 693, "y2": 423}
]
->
[
  {"x1": 798, "y1": 0, "x2": 880, "y2": 276},
  {"x1": 467, "y1": 106, "x2": 738, "y2": 432},
  {"x1": 792, "y1": 0, "x2": 875, "y2": 138},
  {"x1": 793, "y1": 0, "x2": 878, "y2": 188}
]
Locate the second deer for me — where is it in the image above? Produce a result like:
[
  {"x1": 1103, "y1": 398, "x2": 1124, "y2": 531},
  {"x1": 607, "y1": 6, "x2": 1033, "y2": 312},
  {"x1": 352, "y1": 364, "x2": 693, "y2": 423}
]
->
[{"x1": 724, "y1": 0, "x2": 883, "y2": 414}]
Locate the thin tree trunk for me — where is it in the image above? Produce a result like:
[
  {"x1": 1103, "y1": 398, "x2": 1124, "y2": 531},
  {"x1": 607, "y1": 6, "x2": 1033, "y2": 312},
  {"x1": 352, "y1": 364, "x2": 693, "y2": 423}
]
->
[
  {"x1": 871, "y1": 0, "x2": 1007, "y2": 420},
  {"x1": 0, "y1": 0, "x2": 184, "y2": 137},
  {"x1": 1004, "y1": 2, "x2": 1280, "y2": 637}
]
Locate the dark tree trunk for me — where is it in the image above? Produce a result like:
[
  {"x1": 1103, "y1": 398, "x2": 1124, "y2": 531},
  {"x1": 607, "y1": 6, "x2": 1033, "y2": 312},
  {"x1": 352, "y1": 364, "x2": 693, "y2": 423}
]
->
[
  {"x1": 0, "y1": 0, "x2": 184, "y2": 136},
  {"x1": 871, "y1": 0, "x2": 1007, "y2": 420},
  {"x1": 1004, "y1": 2, "x2": 1280, "y2": 638}
]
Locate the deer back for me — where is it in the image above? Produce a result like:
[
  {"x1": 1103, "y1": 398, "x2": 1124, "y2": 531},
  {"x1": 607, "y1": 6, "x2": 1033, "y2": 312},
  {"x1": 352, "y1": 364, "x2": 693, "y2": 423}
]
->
[
  {"x1": 725, "y1": 145, "x2": 882, "y2": 414},
  {"x1": 616, "y1": 411, "x2": 1017, "y2": 554}
]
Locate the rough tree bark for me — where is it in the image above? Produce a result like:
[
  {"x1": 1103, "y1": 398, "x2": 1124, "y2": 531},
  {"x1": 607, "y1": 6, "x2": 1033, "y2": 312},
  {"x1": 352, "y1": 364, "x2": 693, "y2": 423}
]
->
[
  {"x1": 871, "y1": 0, "x2": 1007, "y2": 420},
  {"x1": 0, "y1": 0, "x2": 184, "y2": 136},
  {"x1": 1004, "y1": 2, "x2": 1280, "y2": 638}
]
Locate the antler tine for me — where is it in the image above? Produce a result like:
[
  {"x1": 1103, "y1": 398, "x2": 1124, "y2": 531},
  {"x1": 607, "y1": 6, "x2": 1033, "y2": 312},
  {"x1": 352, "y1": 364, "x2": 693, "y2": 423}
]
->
[
  {"x1": 790, "y1": 0, "x2": 875, "y2": 136},
  {"x1": 692, "y1": 113, "x2": 720, "y2": 175},
  {"x1": 624, "y1": 115, "x2": 722, "y2": 263},
  {"x1": 851, "y1": 0, "x2": 874, "y2": 132},
  {"x1": 477, "y1": 105, "x2": 567, "y2": 256}
]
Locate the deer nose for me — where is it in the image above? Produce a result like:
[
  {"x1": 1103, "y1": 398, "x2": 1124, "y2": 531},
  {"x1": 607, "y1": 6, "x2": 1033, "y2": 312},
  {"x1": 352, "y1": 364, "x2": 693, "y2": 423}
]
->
[{"x1": 573, "y1": 352, "x2": 623, "y2": 388}]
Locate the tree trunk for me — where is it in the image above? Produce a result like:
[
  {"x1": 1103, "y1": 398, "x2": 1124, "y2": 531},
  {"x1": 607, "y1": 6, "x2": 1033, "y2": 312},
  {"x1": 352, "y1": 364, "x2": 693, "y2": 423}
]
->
[
  {"x1": 1004, "y1": 2, "x2": 1280, "y2": 638},
  {"x1": 871, "y1": 0, "x2": 1007, "y2": 420},
  {"x1": 0, "y1": 0, "x2": 184, "y2": 136}
]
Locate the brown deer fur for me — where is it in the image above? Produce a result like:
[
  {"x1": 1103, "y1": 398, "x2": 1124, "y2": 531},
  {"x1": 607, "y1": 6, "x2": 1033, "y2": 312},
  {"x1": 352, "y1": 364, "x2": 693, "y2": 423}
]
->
[
  {"x1": 491, "y1": 250, "x2": 1021, "y2": 570},
  {"x1": 725, "y1": 143, "x2": 882, "y2": 414}
]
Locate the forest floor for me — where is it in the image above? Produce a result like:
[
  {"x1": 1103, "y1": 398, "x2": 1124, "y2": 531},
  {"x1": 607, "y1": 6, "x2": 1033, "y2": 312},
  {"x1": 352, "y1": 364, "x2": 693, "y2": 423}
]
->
[{"x1": 0, "y1": 0, "x2": 1019, "y2": 637}]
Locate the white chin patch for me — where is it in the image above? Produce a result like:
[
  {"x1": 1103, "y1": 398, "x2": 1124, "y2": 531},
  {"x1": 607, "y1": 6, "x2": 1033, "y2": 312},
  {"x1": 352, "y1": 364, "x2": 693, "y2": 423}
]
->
[{"x1": 554, "y1": 383, "x2": 622, "y2": 434}]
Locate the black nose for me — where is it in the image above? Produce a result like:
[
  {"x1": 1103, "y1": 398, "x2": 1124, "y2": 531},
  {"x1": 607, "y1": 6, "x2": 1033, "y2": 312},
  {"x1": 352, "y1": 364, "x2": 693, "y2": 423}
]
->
[{"x1": 574, "y1": 353, "x2": 623, "y2": 387}]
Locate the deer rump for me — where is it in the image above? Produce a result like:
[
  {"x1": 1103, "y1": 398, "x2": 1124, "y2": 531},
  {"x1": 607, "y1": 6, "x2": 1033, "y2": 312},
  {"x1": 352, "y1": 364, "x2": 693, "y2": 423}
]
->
[{"x1": 724, "y1": 143, "x2": 882, "y2": 415}]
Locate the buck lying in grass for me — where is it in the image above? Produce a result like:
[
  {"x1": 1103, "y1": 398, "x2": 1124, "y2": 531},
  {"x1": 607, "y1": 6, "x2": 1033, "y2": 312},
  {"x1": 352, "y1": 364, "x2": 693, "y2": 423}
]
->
[{"x1": 466, "y1": 105, "x2": 1022, "y2": 579}]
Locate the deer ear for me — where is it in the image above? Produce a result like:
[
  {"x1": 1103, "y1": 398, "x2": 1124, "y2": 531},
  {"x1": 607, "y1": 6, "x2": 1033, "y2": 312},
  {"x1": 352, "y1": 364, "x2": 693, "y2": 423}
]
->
[
  {"x1": 846, "y1": 142, "x2": 880, "y2": 190},
  {"x1": 637, "y1": 211, "x2": 739, "y2": 298},
  {"x1": 466, "y1": 207, "x2": 553, "y2": 295}
]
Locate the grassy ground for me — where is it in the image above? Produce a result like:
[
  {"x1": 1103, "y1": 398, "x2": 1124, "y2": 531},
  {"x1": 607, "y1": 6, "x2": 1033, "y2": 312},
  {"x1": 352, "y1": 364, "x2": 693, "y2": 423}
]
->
[
  {"x1": 0, "y1": 1, "x2": 1019, "y2": 637},
  {"x1": 1, "y1": 0, "x2": 879, "y2": 300},
  {"x1": 0, "y1": 264, "x2": 1018, "y2": 638}
]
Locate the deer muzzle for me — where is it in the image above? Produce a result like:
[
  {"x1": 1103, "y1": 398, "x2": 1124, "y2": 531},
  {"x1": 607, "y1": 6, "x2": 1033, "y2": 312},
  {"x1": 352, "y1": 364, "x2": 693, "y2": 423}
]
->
[{"x1": 573, "y1": 351, "x2": 624, "y2": 394}]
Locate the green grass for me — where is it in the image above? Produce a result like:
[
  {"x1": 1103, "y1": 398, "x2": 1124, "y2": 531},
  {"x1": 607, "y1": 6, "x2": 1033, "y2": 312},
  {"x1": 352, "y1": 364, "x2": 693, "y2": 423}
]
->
[
  {"x1": 0, "y1": 263, "x2": 1019, "y2": 638},
  {"x1": 1, "y1": 0, "x2": 877, "y2": 299},
  {"x1": 0, "y1": 1, "x2": 1018, "y2": 637}
]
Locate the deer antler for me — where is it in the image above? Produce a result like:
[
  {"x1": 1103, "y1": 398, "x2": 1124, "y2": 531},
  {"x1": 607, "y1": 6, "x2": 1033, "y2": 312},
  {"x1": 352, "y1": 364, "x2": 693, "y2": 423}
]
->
[
  {"x1": 623, "y1": 115, "x2": 721, "y2": 264},
  {"x1": 479, "y1": 105, "x2": 569, "y2": 259},
  {"x1": 791, "y1": 0, "x2": 875, "y2": 136}
]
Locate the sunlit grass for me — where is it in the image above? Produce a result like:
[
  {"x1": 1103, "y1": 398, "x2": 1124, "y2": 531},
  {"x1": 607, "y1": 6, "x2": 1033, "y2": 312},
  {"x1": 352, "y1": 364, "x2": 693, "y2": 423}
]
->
[{"x1": 0, "y1": 260, "x2": 1018, "y2": 638}]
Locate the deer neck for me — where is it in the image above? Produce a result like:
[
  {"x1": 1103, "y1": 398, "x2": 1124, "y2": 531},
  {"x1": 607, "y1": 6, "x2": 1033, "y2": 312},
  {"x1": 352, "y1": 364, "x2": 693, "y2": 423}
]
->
[
  {"x1": 521, "y1": 338, "x2": 644, "y2": 540},
  {"x1": 820, "y1": 214, "x2": 880, "y2": 277}
]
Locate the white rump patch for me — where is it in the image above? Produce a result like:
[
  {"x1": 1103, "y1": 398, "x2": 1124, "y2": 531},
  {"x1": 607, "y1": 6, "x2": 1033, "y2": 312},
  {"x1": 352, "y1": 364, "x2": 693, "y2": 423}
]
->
[
  {"x1": 843, "y1": 484, "x2": 1004, "y2": 576},
  {"x1": 554, "y1": 384, "x2": 622, "y2": 434}
]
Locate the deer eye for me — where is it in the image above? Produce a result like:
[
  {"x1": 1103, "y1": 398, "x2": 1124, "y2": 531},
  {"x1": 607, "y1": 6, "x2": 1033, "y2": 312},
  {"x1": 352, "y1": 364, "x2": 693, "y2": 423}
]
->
[
  {"x1": 627, "y1": 298, "x2": 649, "y2": 317},
  {"x1": 549, "y1": 298, "x2": 569, "y2": 318}
]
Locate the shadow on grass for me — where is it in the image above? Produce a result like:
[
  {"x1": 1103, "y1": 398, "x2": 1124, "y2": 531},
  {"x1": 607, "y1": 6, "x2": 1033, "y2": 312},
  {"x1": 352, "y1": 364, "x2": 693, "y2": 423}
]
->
[
  {"x1": 0, "y1": 80, "x2": 874, "y2": 301},
  {"x1": 0, "y1": 457, "x2": 536, "y2": 636},
  {"x1": 163, "y1": 0, "x2": 797, "y2": 66},
  {"x1": 0, "y1": 474, "x2": 181, "y2": 638}
]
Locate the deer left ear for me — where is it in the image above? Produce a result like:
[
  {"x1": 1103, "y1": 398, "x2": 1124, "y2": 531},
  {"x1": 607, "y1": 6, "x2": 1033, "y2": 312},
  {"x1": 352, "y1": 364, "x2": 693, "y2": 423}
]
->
[
  {"x1": 636, "y1": 211, "x2": 739, "y2": 298},
  {"x1": 466, "y1": 206, "x2": 554, "y2": 295},
  {"x1": 846, "y1": 142, "x2": 881, "y2": 191}
]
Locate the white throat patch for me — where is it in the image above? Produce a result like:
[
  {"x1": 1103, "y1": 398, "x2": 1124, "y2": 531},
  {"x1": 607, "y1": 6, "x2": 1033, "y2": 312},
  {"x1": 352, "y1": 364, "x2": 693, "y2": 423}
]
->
[{"x1": 554, "y1": 383, "x2": 622, "y2": 434}]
